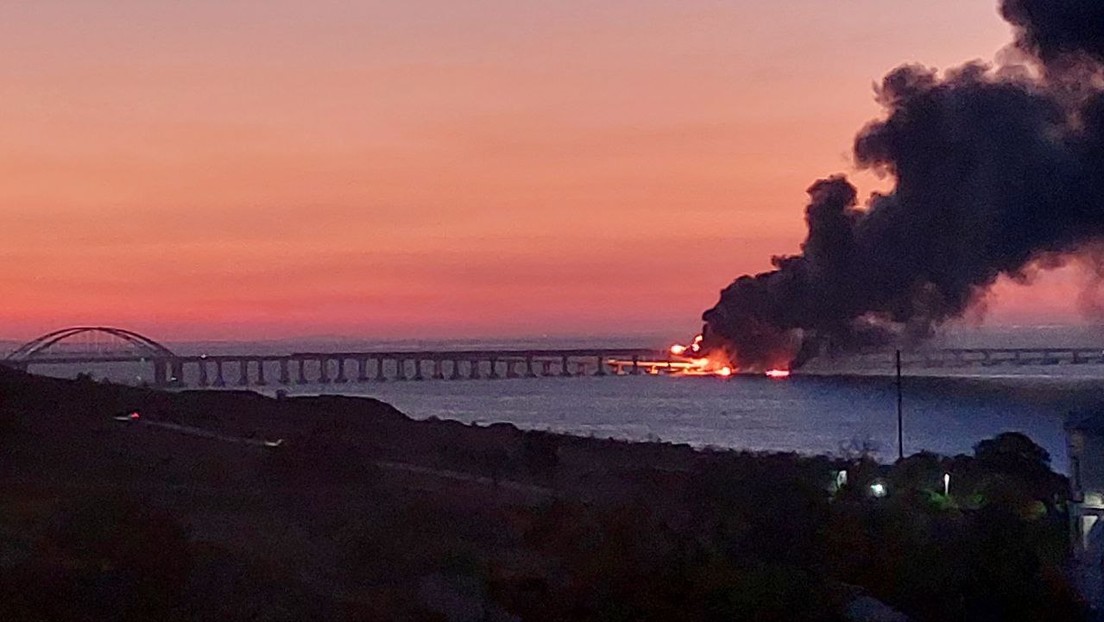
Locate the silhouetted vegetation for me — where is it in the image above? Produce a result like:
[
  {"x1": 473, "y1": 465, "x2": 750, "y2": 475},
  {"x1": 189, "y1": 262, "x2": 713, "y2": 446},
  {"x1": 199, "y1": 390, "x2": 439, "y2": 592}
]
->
[{"x1": 0, "y1": 367, "x2": 1089, "y2": 620}]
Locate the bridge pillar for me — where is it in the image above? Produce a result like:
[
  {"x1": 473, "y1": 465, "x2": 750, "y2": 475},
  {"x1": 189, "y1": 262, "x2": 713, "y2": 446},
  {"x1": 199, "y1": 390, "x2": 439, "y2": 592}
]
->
[
  {"x1": 488, "y1": 358, "x2": 500, "y2": 379},
  {"x1": 197, "y1": 360, "x2": 209, "y2": 387},
  {"x1": 432, "y1": 360, "x2": 445, "y2": 380},
  {"x1": 395, "y1": 359, "x2": 407, "y2": 381},
  {"x1": 318, "y1": 357, "x2": 331, "y2": 383},
  {"x1": 561, "y1": 356, "x2": 572, "y2": 377},
  {"x1": 469, "y1": 359, "x2": 481, "y2": 379},
  {"x1": 279, "y1": 359, "x2": 291, "y2": 385},
  {"x1": 238, "y1": 360, "x2": 250, "y2": 386},
  {"x1": 594, "y1": 354, "x2": 607, "y2": 376},
  {"x1": 631, "y1": 355, "x2": 640, "y2": 375},
  {"x1": 357, "y1": 358, "x2": 369, "y2": 382},
  {"x1": 576, "y1": 361, "x2": 587, "y2": 376},
  {"x1": 334, "y1": 358, "x2": 348, "y2": 383},
  {"x1": 525, "y1": 357, "x2": 538, "y2": 378},
  {"x1": 1074, "y1": 350, "x2": 1083, "y2": 365},
  {"x1": 506, "y1": 360, "x2": 519, "y2": 379},
  {"x1": 153, "y1": 359, "x2": 168, "y2": 387},
  {"x1": 255, "y1": 360, "x2": 267, "y2": 386},
  {"x1": 374, "y1": 357, "x2": 386, "y2": 381},
  {"x1": 449, "y1": 360, "x2": 463, "y2": 380},
  {"x1": 413, "y1": 359, "x2": 425, "y2": 381},
  {"x1": 170, "y1": 359, "x2": 184, "y2": 386},
  {"x1": 214, "y1": 360, "x2": 226, "y2": 387},
  {"x1": 542, "y1": 361, "x2": 554, "y2": 376},
  {"x1": 296, "y1": 358, "x2": 309, "y2": 384}
]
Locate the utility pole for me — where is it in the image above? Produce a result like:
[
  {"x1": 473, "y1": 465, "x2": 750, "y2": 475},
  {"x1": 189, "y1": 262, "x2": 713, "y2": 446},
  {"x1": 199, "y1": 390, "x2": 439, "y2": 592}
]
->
[{"x1": 896, "y1": 349, "x2": 904, "y2": 461}]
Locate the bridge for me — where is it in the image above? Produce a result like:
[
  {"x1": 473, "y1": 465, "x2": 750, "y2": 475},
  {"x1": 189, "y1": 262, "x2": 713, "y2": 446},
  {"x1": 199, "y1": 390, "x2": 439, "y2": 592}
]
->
[
  {"x1": 4, "y1": 327, "x2": 1104, "y2": 388},
  {"x1": 1, "y1": 327, "x2": 666, "y2": 387}
]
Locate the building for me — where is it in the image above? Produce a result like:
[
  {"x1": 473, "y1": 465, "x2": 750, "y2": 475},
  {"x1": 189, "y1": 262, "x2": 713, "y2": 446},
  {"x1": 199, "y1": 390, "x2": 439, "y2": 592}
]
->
[{"x1": 1066, "y1": 411, "x2": 1104, "y2": 609}]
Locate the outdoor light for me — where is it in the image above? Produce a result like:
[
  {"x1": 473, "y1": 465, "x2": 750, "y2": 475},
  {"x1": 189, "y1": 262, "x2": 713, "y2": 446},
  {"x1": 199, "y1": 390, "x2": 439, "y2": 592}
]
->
[
  {"x1": 870, "y1": 481, "x2": 887, "y2": 498},
  {"x1": 943, "y1": 473, "x2": 950, "y2": 496}
]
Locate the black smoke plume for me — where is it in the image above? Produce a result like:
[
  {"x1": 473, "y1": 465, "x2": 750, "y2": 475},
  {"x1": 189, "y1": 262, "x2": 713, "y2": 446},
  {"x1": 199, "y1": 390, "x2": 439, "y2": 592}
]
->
[
  {"x1": 1001, "y1": 0, "x2": 1104, "y2": 66},
  {"x1": 701, "y1": 0, "x2": 1104, "y2": 370}
]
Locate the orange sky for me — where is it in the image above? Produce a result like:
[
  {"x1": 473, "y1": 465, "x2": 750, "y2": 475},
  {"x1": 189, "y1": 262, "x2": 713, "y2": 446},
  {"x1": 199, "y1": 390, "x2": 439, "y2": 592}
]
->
[{"x1": 0, "y1": 0, "x2": 1073, "y2": 341}]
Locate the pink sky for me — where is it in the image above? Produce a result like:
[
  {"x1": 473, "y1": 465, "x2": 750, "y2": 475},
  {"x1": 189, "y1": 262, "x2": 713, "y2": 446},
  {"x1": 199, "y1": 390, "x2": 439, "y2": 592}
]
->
[{"x1": 1, "y1": 0, "x2": 1073, "y2": 341}]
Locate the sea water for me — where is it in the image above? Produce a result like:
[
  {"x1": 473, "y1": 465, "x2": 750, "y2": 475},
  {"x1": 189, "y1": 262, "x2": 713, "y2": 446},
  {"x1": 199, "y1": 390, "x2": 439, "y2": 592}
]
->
[
  {"x1": 20, "y1": 324, "x2": 1104, "y2": 470},
  {"x1": 267, "y1": 371, "x2": 1074, "y2": 469}
]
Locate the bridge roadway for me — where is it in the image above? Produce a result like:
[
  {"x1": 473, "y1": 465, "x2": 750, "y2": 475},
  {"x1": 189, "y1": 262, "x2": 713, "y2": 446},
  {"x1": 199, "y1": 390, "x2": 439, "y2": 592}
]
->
[
  {"x1": 8, "y1": 348, "x2": 665, "y2": 388},
  {"x1": 8, "y1": 346, "x2": 1104, "y2": 388}
]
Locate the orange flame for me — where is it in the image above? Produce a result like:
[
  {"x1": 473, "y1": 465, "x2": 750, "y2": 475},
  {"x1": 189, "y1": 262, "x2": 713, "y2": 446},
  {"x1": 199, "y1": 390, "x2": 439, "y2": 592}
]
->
[
  {"x1": 658, "y1": 334, "x2": 735, "y2": 377},
  {"x1": 765, "y1": 369, "x2": 791, "y2": 379}
]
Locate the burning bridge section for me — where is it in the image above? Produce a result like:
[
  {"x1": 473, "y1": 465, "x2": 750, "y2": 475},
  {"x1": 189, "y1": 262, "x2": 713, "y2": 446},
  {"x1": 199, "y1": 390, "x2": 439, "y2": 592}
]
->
[
  {"x1": 695, "y1": 0, "x2": 1104, "y2": 372},
  {"x1": 608, "y1": 335, "x2": 791, "y2": 379}
]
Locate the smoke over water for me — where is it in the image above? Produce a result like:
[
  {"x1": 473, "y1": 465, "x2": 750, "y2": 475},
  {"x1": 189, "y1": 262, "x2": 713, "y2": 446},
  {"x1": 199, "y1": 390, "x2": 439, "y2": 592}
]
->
[{"x1": 701, "y1": 0, "x2": 1104, "y2": 371}]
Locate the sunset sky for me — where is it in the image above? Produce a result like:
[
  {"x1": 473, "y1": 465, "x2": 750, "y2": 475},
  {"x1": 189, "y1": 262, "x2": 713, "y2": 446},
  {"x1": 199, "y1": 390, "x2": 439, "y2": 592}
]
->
[{"x1": 0, "y1": 0, "x2": 1074, "y2": 342}]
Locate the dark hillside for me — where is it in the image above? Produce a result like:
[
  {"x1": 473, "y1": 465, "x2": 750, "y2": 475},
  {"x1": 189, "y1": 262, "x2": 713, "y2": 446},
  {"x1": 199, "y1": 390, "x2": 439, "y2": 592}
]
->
[{"x1": 0, "y1": 367, "x2": 1085, "y2": 620}]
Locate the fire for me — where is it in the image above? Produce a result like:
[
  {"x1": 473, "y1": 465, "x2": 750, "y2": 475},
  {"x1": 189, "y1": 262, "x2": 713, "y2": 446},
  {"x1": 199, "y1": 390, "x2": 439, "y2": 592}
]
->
[
  {"x1": 670, "y1": 335, "x2": 704, "y2": 356},
  {"x1": 613, "y1": 334, "x2": 787, "y2": 378},
  {"x1": 660, "y1": 334, "x2": 734, "y2": 377},
  {"x1": 607, "y1": 334, "x2": 795, "y2": 378}
]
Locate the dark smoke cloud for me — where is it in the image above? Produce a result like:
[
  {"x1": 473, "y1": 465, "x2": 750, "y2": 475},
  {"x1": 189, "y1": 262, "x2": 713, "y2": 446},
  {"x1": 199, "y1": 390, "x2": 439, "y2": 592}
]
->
[
  {"x1": 1001, "y1": 0, "x2": 1104, "y2": 65},
  {"x1": 701, "y1": 1, "x2": 1104, "y2": 370}
]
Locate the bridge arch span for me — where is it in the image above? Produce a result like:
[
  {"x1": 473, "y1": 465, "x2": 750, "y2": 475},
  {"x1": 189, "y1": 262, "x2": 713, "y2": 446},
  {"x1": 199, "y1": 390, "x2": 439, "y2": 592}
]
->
[{"x1": 4, "y1": 327, "x2": 177, "y2": 362}]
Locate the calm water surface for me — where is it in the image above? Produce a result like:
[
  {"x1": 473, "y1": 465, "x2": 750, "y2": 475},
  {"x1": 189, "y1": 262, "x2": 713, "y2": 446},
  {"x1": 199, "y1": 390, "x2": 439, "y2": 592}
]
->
[{"x1": 271, "y1": 373, "x2": 1072, "y2": 468}]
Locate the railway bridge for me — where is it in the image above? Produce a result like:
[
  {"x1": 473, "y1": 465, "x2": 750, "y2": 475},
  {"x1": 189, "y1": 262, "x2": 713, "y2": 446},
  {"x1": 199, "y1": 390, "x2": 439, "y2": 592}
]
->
[
  {"x1": 1, "y1": 327, "x2": 665, "y2": 387},
  {"x1": 4, "y1": 327, "x2": 1104, "y2": 388}
]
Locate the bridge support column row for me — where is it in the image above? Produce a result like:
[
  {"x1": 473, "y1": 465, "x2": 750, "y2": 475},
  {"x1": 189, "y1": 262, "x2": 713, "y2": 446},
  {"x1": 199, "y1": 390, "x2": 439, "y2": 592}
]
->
[{"x1": 137, "y1": 351, "x2": 638, "y2": 388}]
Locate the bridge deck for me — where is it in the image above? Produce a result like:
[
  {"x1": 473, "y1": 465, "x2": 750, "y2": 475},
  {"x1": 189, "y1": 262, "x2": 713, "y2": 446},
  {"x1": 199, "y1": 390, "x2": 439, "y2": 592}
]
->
[{"x1": 7, "y1": 346, "x2": 1104, "y2": 388}]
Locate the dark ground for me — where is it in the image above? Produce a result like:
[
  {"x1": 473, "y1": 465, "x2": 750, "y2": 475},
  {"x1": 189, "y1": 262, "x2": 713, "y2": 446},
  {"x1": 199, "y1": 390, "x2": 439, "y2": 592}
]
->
[{"x1": 0, "y1": 367, "x2": 1090, "y2": 621}]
